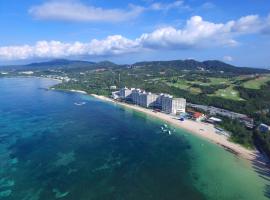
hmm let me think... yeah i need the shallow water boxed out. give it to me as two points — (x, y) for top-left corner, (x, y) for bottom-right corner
(0, 77), (269, 200)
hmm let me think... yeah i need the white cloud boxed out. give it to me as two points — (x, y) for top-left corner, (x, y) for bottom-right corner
(149, 0), (190, 11)
(261, 14), (270, 34)
(0, 36), (140, 60)
(229, 15), (262, 33)
(1, 14), (270, 61)
(223, 56), (233, 62)
(138, 16), (238, 48)
(29, 1), (144, 22)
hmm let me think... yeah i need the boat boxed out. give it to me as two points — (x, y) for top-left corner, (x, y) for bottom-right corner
(74, 102), (86, 106)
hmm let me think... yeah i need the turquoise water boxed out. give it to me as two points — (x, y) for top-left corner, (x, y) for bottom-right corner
(0, 77), (269, 200)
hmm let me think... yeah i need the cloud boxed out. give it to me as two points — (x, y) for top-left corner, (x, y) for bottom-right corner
(29, 1), (144, 22)
(0, 36), (140, 60)
(261, 14), (270, 34)
(138, 16), (238, 49)
(223, 56), (233, 62)
(149, 0), (190, 11)
(1, 14), (270, 61)
(229, 15), (262, 33)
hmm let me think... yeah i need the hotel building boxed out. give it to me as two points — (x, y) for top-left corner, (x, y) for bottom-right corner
(161, 95), (186, 114)
(116, 87), (186, 115)
(119, 87), (132, 100)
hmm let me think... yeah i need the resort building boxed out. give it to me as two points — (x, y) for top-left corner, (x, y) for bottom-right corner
(161, 95), (186, 114)
(161, 94), (174, 114)
(111, 91), (120, 100)
(172, 98), (186, 114)
(119, 87), (132, 100)
(115, 87), (186, 115)
(131, 88), (141, 105)
(131, 89), (159, 108)
(140, 92), (159, 108)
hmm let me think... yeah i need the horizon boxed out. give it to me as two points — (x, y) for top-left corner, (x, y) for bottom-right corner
(0, 0), (270, 67)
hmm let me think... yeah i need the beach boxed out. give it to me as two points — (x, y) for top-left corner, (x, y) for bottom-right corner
(69, 89), (87, 94)
(91, 94), (258, 161)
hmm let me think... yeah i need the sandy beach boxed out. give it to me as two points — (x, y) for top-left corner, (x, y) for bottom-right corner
(69, 89), (87, 94)
(91, 94), (258, 161)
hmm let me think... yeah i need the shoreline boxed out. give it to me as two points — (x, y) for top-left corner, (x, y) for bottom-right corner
(0, 76), (63, 84)
(90, 94), (258, 161)
(69, 89), (87, 94)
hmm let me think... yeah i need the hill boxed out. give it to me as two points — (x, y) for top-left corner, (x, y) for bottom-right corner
(0, 59), (118, 71)
(132, 59), (269, 75)
(0, 59), (269, 75)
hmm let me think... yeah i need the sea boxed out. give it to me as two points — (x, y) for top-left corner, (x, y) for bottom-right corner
(0, 77), (269, 200)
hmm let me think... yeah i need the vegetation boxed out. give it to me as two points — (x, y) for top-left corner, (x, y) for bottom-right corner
(254, 130), (270, 156)
(242, 75), (270, 89)
(218, 117), (254, 149)
(210, 86), (244, 101)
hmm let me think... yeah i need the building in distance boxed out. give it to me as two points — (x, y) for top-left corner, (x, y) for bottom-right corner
(115, 87), (186, 115)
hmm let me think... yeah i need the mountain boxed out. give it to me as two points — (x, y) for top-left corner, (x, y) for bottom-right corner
(132, 59), (269, 74)
(0, 59), (118, 71)
(0, 59), (269, 75)
(26, 59), (96, 68)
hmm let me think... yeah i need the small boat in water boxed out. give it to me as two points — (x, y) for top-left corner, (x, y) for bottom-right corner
(74, 102), (86, 106)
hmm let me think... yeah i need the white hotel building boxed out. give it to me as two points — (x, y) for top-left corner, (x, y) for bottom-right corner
(117, 87), (186, 115)
(161, 95), (186, 114)
(119, 87), (132, 100)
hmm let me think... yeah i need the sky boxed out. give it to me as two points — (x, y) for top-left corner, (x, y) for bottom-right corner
(0, 0), (270, 67)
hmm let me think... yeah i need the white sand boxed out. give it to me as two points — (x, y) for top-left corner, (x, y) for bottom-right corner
(91, 94), (258, 161)
(69, 90), (87, 94)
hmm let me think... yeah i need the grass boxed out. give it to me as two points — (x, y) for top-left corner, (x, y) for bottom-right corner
(210, 86), (244, 101)
(242, 75), (270, 89)
(166, 79), (202, 94)
(165, 77), (234, 95)
(167, 79), (190, 90)
(186, 77), (231, 86)
(209, 78), (231, 85)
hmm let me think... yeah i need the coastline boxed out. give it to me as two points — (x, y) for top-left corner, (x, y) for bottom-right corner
(69, 89), (87, 94)
(90, 94), (258, 161)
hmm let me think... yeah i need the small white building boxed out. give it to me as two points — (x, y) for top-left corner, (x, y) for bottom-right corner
(110, 85), (117, 90)
(19, 71), (34, 75)
(208, 117), (222, 123)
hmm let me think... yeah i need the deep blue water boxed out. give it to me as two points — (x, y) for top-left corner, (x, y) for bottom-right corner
(0, 78), (268, 200)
